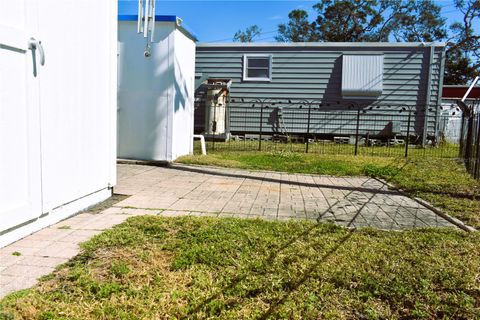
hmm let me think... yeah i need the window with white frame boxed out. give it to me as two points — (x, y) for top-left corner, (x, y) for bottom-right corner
(243, 54), (272, 81)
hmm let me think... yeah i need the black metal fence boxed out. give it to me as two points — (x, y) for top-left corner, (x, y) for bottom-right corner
(195, 97), (461, 159)
(459, 100), (480, 180)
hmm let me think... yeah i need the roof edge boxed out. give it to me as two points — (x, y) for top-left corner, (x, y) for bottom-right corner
(118, 15), (197, 42)
(197, 42), (446, 48)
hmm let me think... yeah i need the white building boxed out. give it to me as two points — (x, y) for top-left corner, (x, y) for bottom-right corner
(117, 13), (196, 162)
(0, 0), (117, 247)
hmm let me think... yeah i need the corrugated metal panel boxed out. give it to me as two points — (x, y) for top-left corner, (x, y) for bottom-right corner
(342, 54), (383, 97)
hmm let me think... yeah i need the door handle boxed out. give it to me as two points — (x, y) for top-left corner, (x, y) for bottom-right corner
(28, 38), (45, 66)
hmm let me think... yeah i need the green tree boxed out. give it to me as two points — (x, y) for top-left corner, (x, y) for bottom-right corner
(276, 0), (446, 43)
(233, 25), (262, 42)
(388, 0), (447, 42)
(444, 0), (480, 84)
(312, 0), (387, 41)
(275, 10), (318, 42)
(444, 47), (477, 84)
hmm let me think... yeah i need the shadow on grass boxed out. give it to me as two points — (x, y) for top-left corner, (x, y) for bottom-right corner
(257, 231), (354, 320)
(181, 179), (389, 318)
(181, 221), (354, 319)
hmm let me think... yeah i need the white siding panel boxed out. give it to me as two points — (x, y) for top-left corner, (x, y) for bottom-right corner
(172, 29), (195, 160)
(341, 54), (383, 98)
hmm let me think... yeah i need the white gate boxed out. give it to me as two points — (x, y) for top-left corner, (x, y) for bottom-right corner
(0, 0), (43, 231)
(0, 0), (117, 246)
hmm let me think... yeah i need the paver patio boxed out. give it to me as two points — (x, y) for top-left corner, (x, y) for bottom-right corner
(0, 163), (463, 298)
(115, 164), (458, 229)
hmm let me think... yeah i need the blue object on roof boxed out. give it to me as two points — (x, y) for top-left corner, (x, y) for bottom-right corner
(118, 0), (197, 41)
(118, 14), (177, 22)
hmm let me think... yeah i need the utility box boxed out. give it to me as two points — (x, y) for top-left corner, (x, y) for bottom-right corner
(117, 13), (196, 161)
(203, 78), (232, 140)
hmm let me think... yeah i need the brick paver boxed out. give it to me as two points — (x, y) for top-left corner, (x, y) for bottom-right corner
(0, 163), (465, 298)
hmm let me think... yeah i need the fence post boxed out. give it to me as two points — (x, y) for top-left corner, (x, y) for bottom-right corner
(474, 112), (480, 179)
(422, 105), (428, 147)
(405, 109), (411, 158)
(459, 114), (466, 158)
(465, 115), (474, 172)
(258, 100), (264, 151)
(306, 101), (311, 153)
(212, 98), (217, 152)
(354, 104), (360, 156)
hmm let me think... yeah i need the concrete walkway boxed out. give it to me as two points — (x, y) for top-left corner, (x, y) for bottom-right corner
(0, 163), (461, 298)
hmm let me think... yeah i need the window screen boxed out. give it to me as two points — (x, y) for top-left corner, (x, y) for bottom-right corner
(342, 54), (383, 98)
(243, 55), (272, 81)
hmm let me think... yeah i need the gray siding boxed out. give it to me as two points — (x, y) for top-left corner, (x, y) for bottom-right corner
(195, 44), (445, 138)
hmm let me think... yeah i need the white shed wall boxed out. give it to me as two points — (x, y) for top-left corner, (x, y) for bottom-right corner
(118, 21), (175, 161)
(0, 0), (117, 247)
(117, 20), (195, 162)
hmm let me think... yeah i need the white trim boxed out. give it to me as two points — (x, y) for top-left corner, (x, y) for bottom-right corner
(108, 0), (118, 188)
(198, 42), (446, 48)
(242, 54), (272, 82)
(0, 188), (112, 248)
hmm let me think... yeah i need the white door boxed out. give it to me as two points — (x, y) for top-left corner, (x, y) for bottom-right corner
(0, 0), (43, 231)
(38, 0), (116, 212)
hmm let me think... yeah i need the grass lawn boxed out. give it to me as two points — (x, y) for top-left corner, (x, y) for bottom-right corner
(177, 152), (480, 229)
(1, 216), (479, 319)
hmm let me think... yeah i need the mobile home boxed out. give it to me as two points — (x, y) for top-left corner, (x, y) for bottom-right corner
(195, 42), (446, 143)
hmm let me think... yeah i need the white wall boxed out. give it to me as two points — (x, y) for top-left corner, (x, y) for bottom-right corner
(172, 29), (195, 159)
(118, 21), (175, 161)
(117, 20), (195, 162)
(0, 0), (117, 247)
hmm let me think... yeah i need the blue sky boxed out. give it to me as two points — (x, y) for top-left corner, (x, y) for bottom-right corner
(119, 0), (474, 43)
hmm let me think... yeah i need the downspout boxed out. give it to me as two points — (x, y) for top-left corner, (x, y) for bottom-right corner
(434, 45), (446, 140)
(422, 43), (435, 146)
